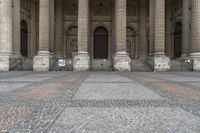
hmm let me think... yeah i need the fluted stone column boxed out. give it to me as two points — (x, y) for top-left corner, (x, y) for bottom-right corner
(165, 1), (172, 57)
(190, 0), (200, 71)
(12, 0), (21, 57)
(30, 1), (37, 57)
(73, 0), (90, 71)
(55, 0), (64, 57)
(113, 0), (131, 72)
(0, 0), (13, 71)
(49, 0), (55, 54)
(149, 0), (155, 57)
(154, 0), (170, 71)
(182, 0), (190, 57)
(33, 0), (54, 71)
(139, 0), (148, 58)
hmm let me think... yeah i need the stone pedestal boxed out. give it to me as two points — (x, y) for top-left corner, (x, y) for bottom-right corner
(0, 0), (13, 71)
(190, 53), (200, 71)
(113, 52), (131, 72)
(33, 51), (53, 71)
(73, 51), (90, 71)
(0, 55), (10, 71)
(154, 54), (170, 72)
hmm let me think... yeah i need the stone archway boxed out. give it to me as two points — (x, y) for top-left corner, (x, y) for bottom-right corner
(20, 20), (28, 57)
(93, 26), (109, 59)
(174, 22), (182, 59)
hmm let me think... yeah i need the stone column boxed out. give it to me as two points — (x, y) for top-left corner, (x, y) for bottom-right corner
(33, 0), (54, 71)
(30, 1), (37, 57)
(55, 0), (64, 57)
(154, 0), (170, 71)
(113, 0), (131, 72)
(0, 0), (13, 71)
(12, 0), (21, 57)
(139, 0), (148, 58)
(165, 1), (172, 57)
(190, 0), (200, 71)
(73, 0), (90, 71)
(149, 0), (155, 57)
(49, 0), (55, 54)
(182, 0), (190, 57)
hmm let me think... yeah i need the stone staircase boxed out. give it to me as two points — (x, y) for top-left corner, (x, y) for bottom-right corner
(10, 57), (33, 71)
(91, 59), (113, 71)
(131, 59), (153, 72)
(171, 59), (193, 71)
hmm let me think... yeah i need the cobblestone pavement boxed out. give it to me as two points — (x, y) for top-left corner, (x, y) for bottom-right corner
(0, 71), (200, 133)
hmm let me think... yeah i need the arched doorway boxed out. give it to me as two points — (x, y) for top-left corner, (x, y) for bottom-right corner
(174, 22), (182, 59)
(93, 27), (108, 59)
(127, 27), (136, 59)
(20, 20), (28, 57)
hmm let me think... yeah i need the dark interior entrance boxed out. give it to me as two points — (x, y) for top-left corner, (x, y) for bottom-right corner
(94, 27), (108, 59)
(174, 22), (182, 59)
(20, 20), (28, 57)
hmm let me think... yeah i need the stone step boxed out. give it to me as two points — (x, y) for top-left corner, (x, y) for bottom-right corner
(91, 59), (113, 71)
(131, 59), (153, 72)
(171, 59), (193, 71)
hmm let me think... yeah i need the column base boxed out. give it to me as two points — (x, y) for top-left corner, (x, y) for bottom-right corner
(154, 54), (171, 72)
(0, 55), (11, 71)
(33, 51), (53, 72)
(113, 52), (131, 72)
(73, 51), (90, 71)
(190, 53), (200, 71)
(10, 55), (22, 70)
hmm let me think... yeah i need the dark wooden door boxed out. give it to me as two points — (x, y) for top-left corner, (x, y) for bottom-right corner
(174, 22), (182, 59)
(94, 27), (108, 59)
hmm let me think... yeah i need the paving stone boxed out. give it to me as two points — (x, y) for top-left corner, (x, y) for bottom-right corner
(0, 83), (30, 92)
(74, 83), (162, 100)
(0, 71), (199, 132)
(50, 107), (200, 133)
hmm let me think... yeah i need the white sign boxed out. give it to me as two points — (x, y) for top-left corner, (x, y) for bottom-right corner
(58, 59), (66, 67)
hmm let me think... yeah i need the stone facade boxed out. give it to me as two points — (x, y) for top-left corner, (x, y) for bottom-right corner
(0, 0), (198, 72)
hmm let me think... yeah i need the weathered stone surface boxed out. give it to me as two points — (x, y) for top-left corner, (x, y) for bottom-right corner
(33, 52), (53, 72)
(0, 56), (10, 71)
(113, 52), (131, 72)
(154, 55), (171, 72)
(91, 59), (113, 71)
(0, 72), (200, 132)
(193, 57), (200, 71)
(73, 51), (90, 71)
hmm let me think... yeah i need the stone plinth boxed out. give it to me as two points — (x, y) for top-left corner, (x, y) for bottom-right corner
(0, 55), (10, 71)
(190, 53), (200, 71)
(113, 52), (131, 72)
(154, 54), (170, 72)
(33, 51), (52, 71)
(73, 51), (90, 71)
